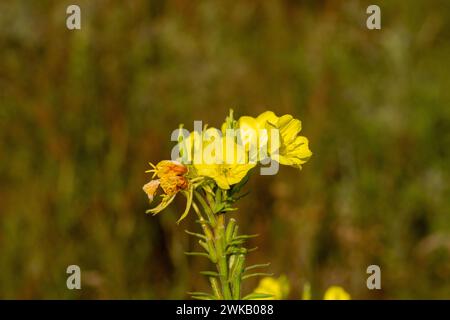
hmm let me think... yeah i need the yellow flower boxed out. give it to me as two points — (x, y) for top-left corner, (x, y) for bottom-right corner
(238, 111), (312, 169)
(194, 162), (254, 190)
(260, 111), (312, 169)
(191, 128), (255, 190)
(253, 276), (290, 300)
(323, 286), (351, 300)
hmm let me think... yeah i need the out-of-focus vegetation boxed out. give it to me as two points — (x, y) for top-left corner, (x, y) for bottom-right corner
(0, 0), (449, 299)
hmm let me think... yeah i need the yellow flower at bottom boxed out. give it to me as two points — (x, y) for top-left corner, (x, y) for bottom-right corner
(253, 276), (290, 300)
(323, 286), (351, 300)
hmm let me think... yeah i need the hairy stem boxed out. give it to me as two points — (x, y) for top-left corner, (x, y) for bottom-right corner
(193, 189), (249, 300)
(215, 214), (233, 299)
(196, 191), (231, 299)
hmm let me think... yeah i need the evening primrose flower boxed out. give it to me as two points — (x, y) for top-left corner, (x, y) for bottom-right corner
(143, 109), (314, 300)
(323, 286), (351, 300)
(253, 275), (290, 300)
(259, 111), (312, 169)
(196, 161), (254, 190)
(238, 111), (312, 169)
(193, 129), (255, 189)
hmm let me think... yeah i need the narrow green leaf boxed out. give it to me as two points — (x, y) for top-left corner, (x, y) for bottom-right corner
(210, 277), (223, 300)
(187, 291), (212, 296)
(226, 246), (257, 255)
(230, 254), (245, 299)
(234, 234), (259, 240)
(206, 240), (217, 263)
(215, 187), (222, 205)
(184, 252), (210, 259)
(198, 240), (209, 253)
(231, 254), (245, 280)
(177, 184), (194, 224)
(184, 230), (207, 240)
(225, 218), (236, 243)
(233, 191), (250, 201)
(228, 239), (246, 247)
(232, 225), (239, 239)
(242, 272), (274, 280)
(200, 271), (221, 277)
(226, 248), (245, 255)
(244, 263), (271, 272)
(194, 191), (216, 226)
(213, 203), (225, 214)
(191, 295), (215, 300)
(243, 293), (274, 300)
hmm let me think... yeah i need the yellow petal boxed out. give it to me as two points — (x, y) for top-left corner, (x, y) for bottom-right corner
(214, 174), (231, 190)
(237, 116), (259, 150)
(143, 180), (160, 203)
(226, 163), (255, 185)
(256, 111), (278, 129)
(280, 118), (302, 143)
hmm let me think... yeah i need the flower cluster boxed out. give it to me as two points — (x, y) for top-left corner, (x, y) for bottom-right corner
(143, 109), (312, 300)
(143, 109), (312, 223)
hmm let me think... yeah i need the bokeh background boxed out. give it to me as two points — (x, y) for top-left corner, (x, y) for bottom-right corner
(1, 0), (449, 299)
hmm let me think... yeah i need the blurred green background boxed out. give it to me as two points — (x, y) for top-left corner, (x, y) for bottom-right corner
(1, 0), (449, 299)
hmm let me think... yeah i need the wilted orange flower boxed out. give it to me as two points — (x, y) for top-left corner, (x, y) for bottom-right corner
(143, 160), (189, 202)
(160, 174), (189, 196)
(153, 160), (188, 178)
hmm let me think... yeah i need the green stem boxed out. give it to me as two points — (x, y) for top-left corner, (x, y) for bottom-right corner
(215, 214), (232, 299)
(195, 191), (233, 299)
(231, 254), (245, 299)
(193, 189), (247, 300)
